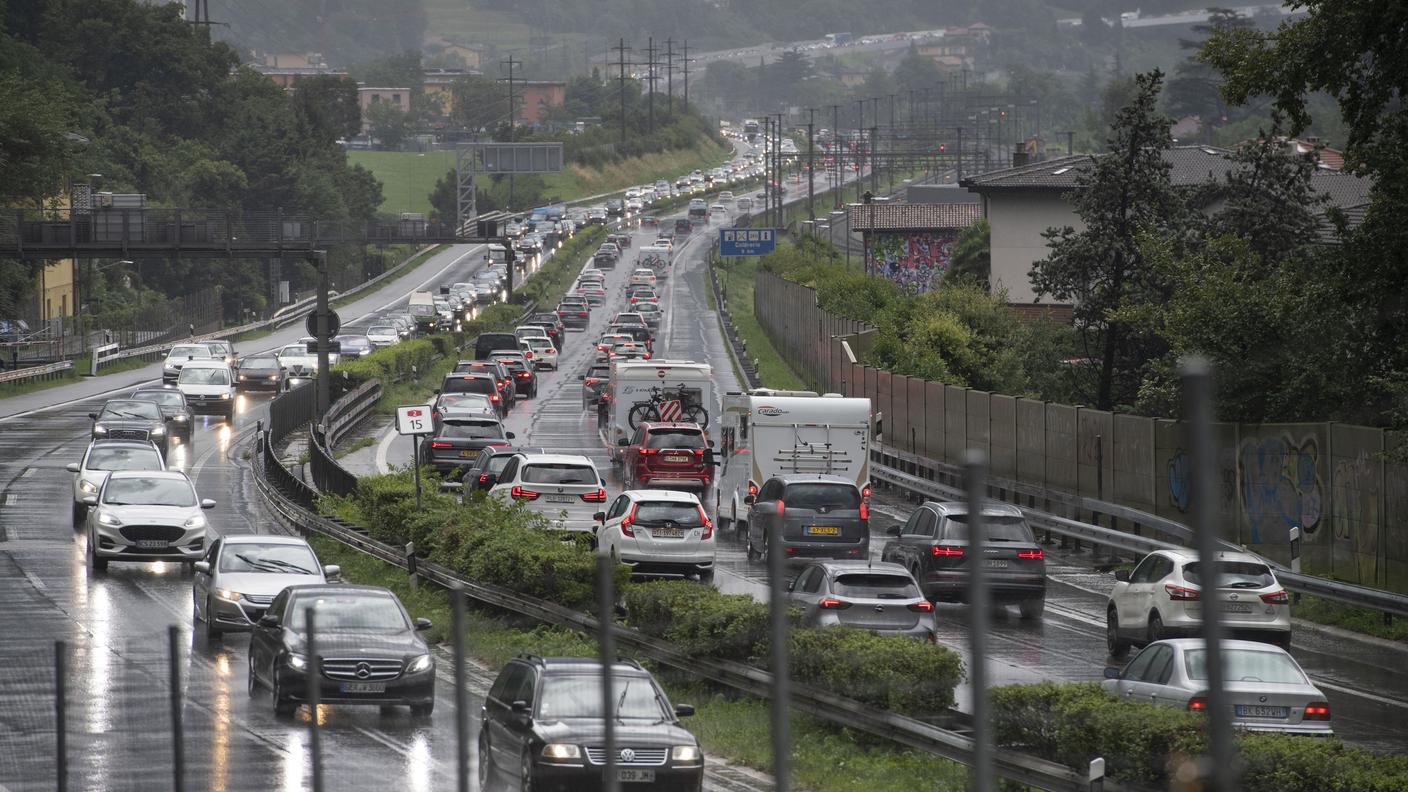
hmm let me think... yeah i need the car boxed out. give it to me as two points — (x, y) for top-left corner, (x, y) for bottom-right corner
(421, 417), (516, 477)
(479, 656), (703, 792)
(192, 534), (337, 639)
(460, 446), (538, 494)
(627, 286), (659, 305)
(488, 453), (607, 533)
(880, 500), (1046, 617)
(431, 391), (499, 427)
(576, 287), (606, 307)
(365, 325), (401, 348)
(474, 331), (523, 360)
(607, 324), (654, 351)
(176, 359), (237, 419)
(524, 337), (559, 371)
(608, 232), (632, 250)
(556, 301), (590, 331)
(515, 324), (551, 343)
(605, 198), (625, 217)
(130, 387), (195, 442)
(1105, 548), (1291, 656)
(490, 352), (539, 398)
(452, 360), (516, 408)
(635, 301), (664, 328)
(608, 340), (651, 362)
(579, 364), (611, 407)
(524, 317), (566, 350)
(745, 474), (868, 564)
(202, 340), (238, 366)
(611, 311), (648, 327)
(67, 439), (167, 526)
(594, 489), (715, 581)
(234, 353), (288, 392)
(628, 269), (658, 289)
(83, 470), (215, 572)
(89, 399), (170, 455)
(1102, 639), (1331, 735)
(674, 218), (693, 235)
(786, 561), (936, 640)
(247, 584), (435, 717)
(718, 191), (734, 203)
(592, 251), (618, 270)
(709, 204), (727, 220)
(275, 342), (326, 380)
(440, 372), (509, 416)
(162, 343), (216, 384)
(618, 422), (715, 491)
(586, 207), (607, 224)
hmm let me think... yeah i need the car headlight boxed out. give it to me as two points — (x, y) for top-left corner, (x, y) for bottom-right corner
(184, 514), (207, 529)
(93, 425), (108, 435)
(78, 479), (98, 494)
(269, 375), (279, 380)
(671, 745), (702, 764)
(97, 510), (122, 527)
(238, 374), (247, 381)
(152, 426), (166, 435)
(215, 588), (243, 602)
(285, 654), (307, 670)
(541, 744), (580, 760)
(174, 414), (189, 422)
(219, 392), (230, 399)
(406, 654), (434, 673)
(164, 363), (175, 370)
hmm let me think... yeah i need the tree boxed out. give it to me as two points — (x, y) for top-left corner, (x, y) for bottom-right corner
(947, 219), (990, 285)
(1164, 8), (1251, 134)
(450, 75), (510, 132)
(1030, 70), (1185, 411)
(291, 75), (363, 142)
(366, 101), (410, 149)
(893, 45), (944, 96)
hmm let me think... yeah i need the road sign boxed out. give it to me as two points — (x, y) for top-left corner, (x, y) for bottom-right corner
(304, 341), (342, 355)
(395, 405), (431, 436)
(306, 309), (341, 338)
(719, 228), (776, 257)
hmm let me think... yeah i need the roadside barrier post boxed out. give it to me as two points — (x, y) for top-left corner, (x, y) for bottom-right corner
(1088, 757), (1105, 792)
(55, 640), (67, 791)
(406, 542), (419, 589)
(965, 450), (993, 792)
(306, 608), (325, 792)
(1289, 525), (1302, 606)
(167, 625), (185, 792)
(596, 551), (620, 792)
(452, 585), (470, 792)
(768, 508), (792, 792)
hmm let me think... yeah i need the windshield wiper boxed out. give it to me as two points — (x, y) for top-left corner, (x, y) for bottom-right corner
(615, 680), (631, 724)
(244, 555), (315, 574)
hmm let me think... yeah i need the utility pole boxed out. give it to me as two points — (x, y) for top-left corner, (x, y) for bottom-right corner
(665, 38), (675, 116)
(501, 55), (521, 204)
(646, 38), (657, 135)
(775, 114), (784, 226)
(681, 40), (692, 111)
(313, 251), (331, 418)
(613, 38), (630, 148)
(831, 104), (841, 208)
(887, 94), (896, 189)
(855, 99), (864, 204)
(806, 108), (816, 222)
(956, 126), (964, 182)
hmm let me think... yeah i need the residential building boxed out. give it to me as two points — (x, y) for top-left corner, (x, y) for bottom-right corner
(358, 87), (412, 131)
(251, 64), (349, 90)
(847, 202), (984, 294)
(516, 81), (566, 125)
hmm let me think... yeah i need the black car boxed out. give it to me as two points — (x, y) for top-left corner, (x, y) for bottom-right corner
(605, 198), (625, 217)
(90, 399), (170, 456)
(420, 417), (515, 477)
(489, 353), (538, 398)
(674, 218), (692, 236)
(247, 584), (435, 718)
(556, 300), (591, 331)
(525, 318), (566, 350)
(332, 334), (375, 359)
(450, 360), (516, 410)
(592, 252), (618, 270)
(473, 332), (522, 361)
(579, 364), (610, 407)
(130, 388), (194, 443)
(461, 446), (533, 494)
(745, 474), (868, 564)
(608, 323), (655, 351)
(479, 656), (703, 792)
(234, 353), (288, 391)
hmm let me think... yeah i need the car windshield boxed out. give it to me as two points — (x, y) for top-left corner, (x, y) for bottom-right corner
(1185, 648), (1307, 685)
(536, 675), (668, 721)
(87, 446), (163, 471)
(169, 346), (210, 360)
(522, 463), (599, 485)
(240, 356), (279, 369)
(100, 401), (162, 421)
(278, 345), (306, 357)
(369, 326), (396, 335)
(780, 483), (861, 510)
(103, 477), (195, 506)
(178, 367), (230, 385)
(943, 514), (1036, 542)
(443, 377), (496, 396)
(633, 501), (703, 525)
(645, 429), (705, 449)
(440, 394), (493, 409)
(1183, 561), (1275, 589)
(220, 543), (320, 575)
(527, 339), (553, 350)
(832, 573), (920, 600)
(131, 391), (183, 407)
(287, 594), (409, 632)
(441, 421), (504, 439)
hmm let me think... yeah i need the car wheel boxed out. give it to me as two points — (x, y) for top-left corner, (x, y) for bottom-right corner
(1146, 612), (1164, 645)
(1019, 595), (1045, 620)
(698, 568), (715, 585)
(410, 701), (434, 718)
(273, 674), (296, 716)
(478, 734), (494, 789)
(520, 750), (535, 792)
(88, 541), (108, 573)
(247, 655), (261, 696)
(1107, 610), (1131, 659)
(204, 597), (222, 640)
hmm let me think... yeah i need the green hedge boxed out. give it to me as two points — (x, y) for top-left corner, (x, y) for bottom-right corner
(512, 225), (606, 308)
(624, 580), (772, 661)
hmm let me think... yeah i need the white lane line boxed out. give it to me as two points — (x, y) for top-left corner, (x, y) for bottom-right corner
(20, 467), (35, 478)
(374, 423), (400, 475)
(21, 568), (45, 590)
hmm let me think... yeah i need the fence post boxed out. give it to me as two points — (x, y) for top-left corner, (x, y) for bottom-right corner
(55, 640), (67, 792)
(168, 625), (185, 792)
(406, 541), (418, 588)
(306, 608), (324, 792)
(1289, 525), (1302, 606)
(768, 498), (792, 792)
(452, 585), (470, 792)
(965, 450), (993, 792)
(1088, 757), (1105, 792)
(596, 550), (620, 792)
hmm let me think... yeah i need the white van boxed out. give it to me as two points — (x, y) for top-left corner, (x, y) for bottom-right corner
(602, 360), (715, 456)
(408, 291), (437, 331)
(713, 390), (872, 531)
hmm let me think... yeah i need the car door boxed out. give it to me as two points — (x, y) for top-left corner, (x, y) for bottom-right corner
(1118, 554), (1163, 632)
(1111, 644), (1161, 701)
(750, 479), (783, 546)
(787, 565), (824, 623)
(503, 665), (538, 772)
(193, 538), (222, 618)
(1138, 644), (1181, 707)
(601, 494), (632, 554)
(901, 509), (938, 575)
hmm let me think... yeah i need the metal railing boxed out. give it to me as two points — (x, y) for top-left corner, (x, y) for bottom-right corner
(0, 360), (73, 387)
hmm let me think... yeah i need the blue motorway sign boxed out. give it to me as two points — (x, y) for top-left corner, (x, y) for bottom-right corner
(719, 227), (777, 257)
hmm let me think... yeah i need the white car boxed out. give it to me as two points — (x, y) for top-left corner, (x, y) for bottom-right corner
(176, 359), (236, 419)
(67, 439), (167, 526)
(365, 325), (401, 348)
(488, 453), (607, 533)
(162, 343), (216, 384)
(515, 325), (551, 343)
(276, 342), (337, 380)
(524, 337), (559, 371)
(628, 269), (658, 288)
(1106, 548), (1292, 657)
(83, 470), (215, 572)
(594, 490), (715, 583)
(193, 534), (337, 639)
(1102, 639), (1332, 735)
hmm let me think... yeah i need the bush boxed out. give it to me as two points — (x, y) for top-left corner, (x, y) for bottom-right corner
(1238, 733), (1408, 792)
(624, 580), (772, 662)
(788, 627), (963, 715)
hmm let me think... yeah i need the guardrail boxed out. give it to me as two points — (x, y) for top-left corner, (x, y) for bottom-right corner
(0, 360), (74, 387)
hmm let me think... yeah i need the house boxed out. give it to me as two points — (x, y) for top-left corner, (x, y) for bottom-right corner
(358, 87), (412, 131)
(838, 71), (869, 88)
(961, 145), (1372, 307)
(516, 81), (566, 125)
(426, 38), (485, 71)
(421, 69), (477, 116)
(251, 64), (348, 90)
(846, 202), (984, 294)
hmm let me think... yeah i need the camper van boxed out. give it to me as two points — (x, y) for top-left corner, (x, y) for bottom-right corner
(714, 390), (872, 531)
(408, 291), (438, 332)
(601, 360), (715, 456)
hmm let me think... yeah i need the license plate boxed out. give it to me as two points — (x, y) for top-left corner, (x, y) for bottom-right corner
(340, 682), (386, 694)
(1235, 705), (1288, 719)
(806, 525), (839, 536)
(459, 450), (479, 458)
(652, 527), (684, 538)
(546, 495), (575, 504)
(985, 559), (1009, 568)
(619, 769), (655, 783)
(1222, 602), (1254, 613)
(664, 455), (690, 463)
(136, 540), (169, 549)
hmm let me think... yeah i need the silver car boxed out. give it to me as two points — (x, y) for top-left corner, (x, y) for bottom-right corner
(67, 440), (166, 526)
(84, 470), (215, 572)
(1102, 638), (1332, 736)
(786, 561), (936, 641)
(162, 343), (216, 384)
(488, 453), (607, 533)
(192, 534), (338, 639)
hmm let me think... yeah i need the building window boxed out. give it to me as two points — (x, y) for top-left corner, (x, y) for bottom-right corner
(61, 294), (67, 316)
(46, 299), (52, 320)
(392, 94), (402, 104)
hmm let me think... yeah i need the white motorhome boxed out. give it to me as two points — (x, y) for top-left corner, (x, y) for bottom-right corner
(602, 359), (715, 456)
(713, 390), (872, 530)
(408, 290), (437, 331)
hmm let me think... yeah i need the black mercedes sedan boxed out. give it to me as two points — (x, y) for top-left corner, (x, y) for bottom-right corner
(247, 584), (436, 718)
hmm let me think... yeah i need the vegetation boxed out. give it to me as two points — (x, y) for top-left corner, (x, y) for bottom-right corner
(711, 253), (809, 391)
(1290, 596), (1408, 644)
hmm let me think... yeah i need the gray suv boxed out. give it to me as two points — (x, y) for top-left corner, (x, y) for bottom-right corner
(745, 474), (868, 564)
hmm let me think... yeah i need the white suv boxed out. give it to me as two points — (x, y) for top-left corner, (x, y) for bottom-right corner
(488, 454), (607, 533)
(594, 490), (715, 583)
(176, 359), (237, 419)
(1106, 548), (1291, 657)
(84, 470), (215, 572)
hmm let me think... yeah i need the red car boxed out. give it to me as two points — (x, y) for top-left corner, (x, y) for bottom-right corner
(618, 421), (715, 491)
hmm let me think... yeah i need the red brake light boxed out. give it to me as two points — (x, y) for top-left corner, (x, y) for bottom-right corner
(776, 499), (784, 517)
(524, 351), (533, 358)
(1303, 702), (1331, 721)
(517, 372), (532, 378)
(861, 484), (872, 499)
(819, 598), (851, 610)
(1260, 589), (1290, 605)
(430, 441), (452, 449)
(510, 486), (539, 500)
(580, 488), (607, 503)
(699, 507), (714, 540)
(747, 481), (759, 497)
(620, 504), (637, 537)
(907, 600), (934, 612)
(1187, 697), (1208, 712)
(478, 474), (489, 483)
(1017, 548), (1044, 560)
(932, 546), (965, 557)
(1165, 584), (1201, 601)
(859, 502), (869, 521)
(490, 395), (501, 402)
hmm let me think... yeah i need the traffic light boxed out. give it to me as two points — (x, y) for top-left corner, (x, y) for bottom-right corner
(939, 143), (946, 153)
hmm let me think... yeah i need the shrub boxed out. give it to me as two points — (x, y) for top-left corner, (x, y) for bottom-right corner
(623, 580), (772, 662)
(1238, 733), (1408, 792)
(787, 627), (963, 715)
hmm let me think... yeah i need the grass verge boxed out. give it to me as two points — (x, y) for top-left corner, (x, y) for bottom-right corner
(712, 254), (809, 391)
(331, 244), (445, 312)
(1293, 594), (1408, 643)
(306, 534), (970, 792)
(334, 436), (378, 460)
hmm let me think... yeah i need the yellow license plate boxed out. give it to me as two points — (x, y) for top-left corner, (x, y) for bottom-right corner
(459, 450), (479, 458)
(807, 526), (839, 536)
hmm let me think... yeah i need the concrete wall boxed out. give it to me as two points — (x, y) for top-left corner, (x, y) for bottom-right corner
(982, 189), (1083, 303)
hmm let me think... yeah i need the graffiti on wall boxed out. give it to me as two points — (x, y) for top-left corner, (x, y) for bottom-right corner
(1331, 451), (1382, 581)
(865, 231), (957, 295)
(1168, 449), (1191, 511)
(1239, 435), (1323, 545)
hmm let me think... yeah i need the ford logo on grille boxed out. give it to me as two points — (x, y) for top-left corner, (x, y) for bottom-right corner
(619, 748), (635, 763)
(355, 662), (373, 679)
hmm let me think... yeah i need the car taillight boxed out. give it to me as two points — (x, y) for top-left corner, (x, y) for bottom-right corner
(490, 394), (501, 402)
(1187, 697), (1208, 712)
(698, 507), (714, 540)
(1303, 702), (1331, 721)
(578, 312), (587, 317)
(1260, 590), (1290, 605)
(747, 481), (759, 497)
(620, 504), (637, 537)
(430, 441), (453, 449)
(478, 474), (489, 483)
(1165, 584), (1201, 601)
(489, 443), (511, 448)
(1017, 548), (1044, 560)
(581, 488), (607, 503)
(907, 601), (934, 612)
(643, 353), (651, 359)
(861, 484), (871, 499)
(859, 502), (869, 520)
(776, 500), (784, 517)
(524, 351), (533, 359)
(932, 546), (964, 557)
(517, 372), (532, 378)
(510, 486), (539, 500)
(819, 598), (851, 610)
(640, 448), (658, 455)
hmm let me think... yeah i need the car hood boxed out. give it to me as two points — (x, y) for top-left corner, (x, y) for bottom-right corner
(287, 629), (426, 658)
(214, 571), (324, 597)
(239, 366), (280, 376)
(95, 418), (162, 431)
(179, 383), (232, 395)
(102, 503), (199, 524)
(533, 717), (696, 746)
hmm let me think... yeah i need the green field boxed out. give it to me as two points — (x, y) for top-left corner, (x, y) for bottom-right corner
(348, 150), (457, 215)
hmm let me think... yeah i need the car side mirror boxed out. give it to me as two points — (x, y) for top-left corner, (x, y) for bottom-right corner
(433, 389), (441, 396)
(82, 495), (98, 506)
(323, 564), (341, 581)
(886, 525), (901, 537)
(1114, 569), (1131, 582)
(674, 704), (695, 718)
(66, 462), (80, 473)
(743, 495), (755, 506)
(414, 617), (433, 631)
(510, 700), (532, 726)
(1103, 666), (1122, 680)
(506, 432), (516, 439)
(193, 561), (210, 574)
(200, 499), (216, 510)
(88, 412), (98, 421)
(257, 614), (279, 628)
(617, 438), (629, 447)
(594, 511), (607, 523)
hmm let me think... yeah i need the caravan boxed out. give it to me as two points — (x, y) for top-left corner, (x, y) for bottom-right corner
(601, 360), (715, 456)
(714, 390), (872, 531)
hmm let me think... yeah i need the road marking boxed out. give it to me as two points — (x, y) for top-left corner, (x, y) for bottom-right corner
(20, 467), (35, 478)
(21, 567), (45, 590)
(375, 422), (401, 475)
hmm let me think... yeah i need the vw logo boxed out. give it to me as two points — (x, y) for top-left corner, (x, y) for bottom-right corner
(355, 662), (373, 679)
(1229, 594), (1240, 600)
(619, 748), (635, 763)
